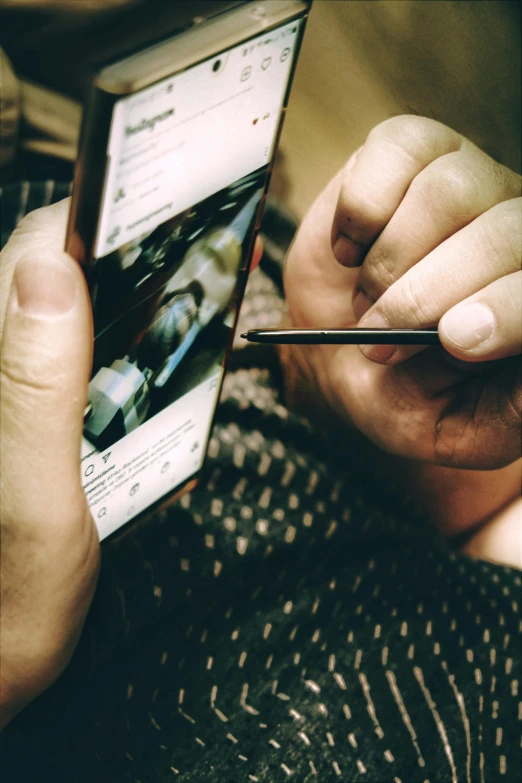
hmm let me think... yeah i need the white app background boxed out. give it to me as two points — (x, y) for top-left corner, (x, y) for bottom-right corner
(81, 372), (222, 541)
(83, 20), (301, 540)
(95, 21), (300, 258)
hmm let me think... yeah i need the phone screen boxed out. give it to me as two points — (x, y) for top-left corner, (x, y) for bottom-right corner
(80, 17), (303, 541)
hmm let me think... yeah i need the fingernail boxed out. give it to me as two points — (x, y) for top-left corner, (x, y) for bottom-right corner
(14, 256), (77, 316)
(333, 233), (365, 267)
(358, 311), (396, 362)
(442, 303), (495, 350)
(353, 289), (373, 321)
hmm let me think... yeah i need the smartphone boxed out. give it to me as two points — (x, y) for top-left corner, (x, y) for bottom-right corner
(66, 0), (309, 542)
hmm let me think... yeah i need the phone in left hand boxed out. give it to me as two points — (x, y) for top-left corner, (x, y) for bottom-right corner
(65, 0), (310, 543)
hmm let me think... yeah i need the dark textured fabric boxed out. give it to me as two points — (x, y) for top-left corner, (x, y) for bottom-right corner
(0, 183), (520, 783)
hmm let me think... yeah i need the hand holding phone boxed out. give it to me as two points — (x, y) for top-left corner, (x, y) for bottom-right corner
(0, 198), (100, 729)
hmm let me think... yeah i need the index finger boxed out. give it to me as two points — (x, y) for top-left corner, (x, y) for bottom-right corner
(331, 116), (472, 267)
(357, 198), (522, 363)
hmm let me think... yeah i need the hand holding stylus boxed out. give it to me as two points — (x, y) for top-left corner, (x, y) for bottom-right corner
(283, 115), (521, 477)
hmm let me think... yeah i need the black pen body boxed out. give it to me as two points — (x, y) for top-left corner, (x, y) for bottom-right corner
(242, 328), (441, 345)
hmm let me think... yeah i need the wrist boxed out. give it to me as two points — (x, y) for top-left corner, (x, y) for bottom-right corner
(406, 458), (522, 539)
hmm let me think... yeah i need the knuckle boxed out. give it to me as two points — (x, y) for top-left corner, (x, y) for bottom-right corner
(412, 154), (481, 216)
(434, 366), (521, 469)
(0, 350), (62, 402)
(432, 408), (494, 468)
(336, 187), (382, 245)
(369, 114), (433, 147)
(479, 199), (522, 271)
(397, 272), (437, 327)
(360, 247), (398, 298)
(433, 415), (474, 466)
(472, 152), (521, 196)
(369, 115), (453, 164)
(434, 413), (520, 470)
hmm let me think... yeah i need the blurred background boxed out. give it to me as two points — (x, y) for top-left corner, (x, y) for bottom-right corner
(280, 0), (521, 217)
(1, 0), (520, 218)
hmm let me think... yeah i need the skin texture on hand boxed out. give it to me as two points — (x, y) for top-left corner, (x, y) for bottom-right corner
(283, 116), (521, 564)
(0, 200), (100, 729)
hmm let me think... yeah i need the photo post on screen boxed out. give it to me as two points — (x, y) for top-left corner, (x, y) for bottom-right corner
(77, 17), (303, 539)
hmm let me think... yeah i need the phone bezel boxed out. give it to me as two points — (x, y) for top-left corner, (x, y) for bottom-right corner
(66, 0), (309, 547)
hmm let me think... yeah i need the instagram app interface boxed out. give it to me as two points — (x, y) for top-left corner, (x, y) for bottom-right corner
(80, 19), (302, 540)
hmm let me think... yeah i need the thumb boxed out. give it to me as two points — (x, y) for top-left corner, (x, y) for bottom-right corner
(0, 251), (93, 535)
(0, 227), (99, 727)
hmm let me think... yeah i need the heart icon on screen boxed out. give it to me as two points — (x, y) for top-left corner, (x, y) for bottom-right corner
(252, 118), (259, 125)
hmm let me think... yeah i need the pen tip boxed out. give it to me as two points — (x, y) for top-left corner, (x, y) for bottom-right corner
(240, 332), (248, 339)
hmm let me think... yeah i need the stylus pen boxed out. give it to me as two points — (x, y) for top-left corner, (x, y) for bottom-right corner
(241, 328), (440, 345)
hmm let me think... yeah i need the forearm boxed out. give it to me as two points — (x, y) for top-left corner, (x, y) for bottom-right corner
(405, 459), (520, 535)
